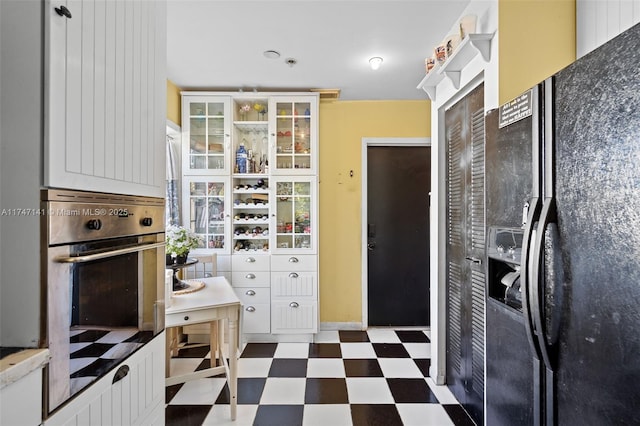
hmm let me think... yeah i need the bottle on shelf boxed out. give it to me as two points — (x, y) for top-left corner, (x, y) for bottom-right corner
(236, 143), (247, 173)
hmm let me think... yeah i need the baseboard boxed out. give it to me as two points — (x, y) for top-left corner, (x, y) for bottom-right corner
(430, 366), (446, 384)
(319, 322), (364, 331)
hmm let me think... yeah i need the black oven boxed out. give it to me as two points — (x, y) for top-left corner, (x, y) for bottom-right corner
(41, 189), (165, 415)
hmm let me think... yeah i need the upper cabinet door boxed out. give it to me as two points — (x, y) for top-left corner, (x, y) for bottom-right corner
(269, 96), (318, 175)
(182, 95), (232, 175)
(44, 0), (167, 198)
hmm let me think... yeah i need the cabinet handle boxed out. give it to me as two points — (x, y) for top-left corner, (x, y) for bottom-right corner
(183, 315), (189, 321)
(246, 257), (256, 263)
(288, 257), (299, 263)
(54, 5), (72, 18)
(246, 306), (256, 312)
(112, 365), (129, 384)
(245, 290), (256, 296)
(289, 272), (299, 278)
(246, 273), (256, 279)
(465, 256), (483, 265)
(289, 302), (299, 308)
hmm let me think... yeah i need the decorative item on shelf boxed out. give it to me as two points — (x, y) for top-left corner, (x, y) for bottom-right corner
(425, 56), (436, 74)
(445, 34), (462, 58)
(253, 103), (267, 121)
(435, 43), (447, 63)
(166, 225), (201, 262)
(236, 142), (248, 173)
(239, 104), (251, 121)
(459, 14), (477, 39)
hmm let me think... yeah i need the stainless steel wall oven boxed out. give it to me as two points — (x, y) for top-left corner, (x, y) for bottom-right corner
(41, 189), (165, 415)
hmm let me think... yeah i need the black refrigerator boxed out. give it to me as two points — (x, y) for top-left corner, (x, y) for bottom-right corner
(485, 23), (640, 426)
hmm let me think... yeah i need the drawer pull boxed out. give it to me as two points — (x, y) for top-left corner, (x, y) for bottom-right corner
(183, 316), (189, 321)
(245, 290), (256, 296)
(246, 257), (256, 263)
(246, 306), (256, 312)
(289, 302), (299, 308)
(288, 257), (299, 263)
(246, 273), (256, 279)
(55, 5), (72, 19)
(289, 272), (299, 278)
(112, 365), (129, 384)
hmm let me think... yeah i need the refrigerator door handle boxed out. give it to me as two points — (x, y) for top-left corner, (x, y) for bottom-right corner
(531, 197), (557, 371)
(521, 196), (543, 360)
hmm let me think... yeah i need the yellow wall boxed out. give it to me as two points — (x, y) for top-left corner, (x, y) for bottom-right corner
(167, 80), (181, 124)
(499, 0), (576, 103)
(318, 100), (430, 322)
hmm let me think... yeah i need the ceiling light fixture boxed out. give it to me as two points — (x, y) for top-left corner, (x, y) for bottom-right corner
(369, 57), (383, 70)
(263, 50), (281, 59)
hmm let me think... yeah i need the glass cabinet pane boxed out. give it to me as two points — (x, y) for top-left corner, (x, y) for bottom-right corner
(273, 99), (313, 173)
(184, 97), (229, 174)
(185, 178), (227, 250)
(275, 179), (313, 250)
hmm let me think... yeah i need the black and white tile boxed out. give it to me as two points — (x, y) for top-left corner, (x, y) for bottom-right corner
(165, 329), (476, 426)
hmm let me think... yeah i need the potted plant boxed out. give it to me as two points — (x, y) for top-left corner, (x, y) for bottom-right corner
(166, 225), (201, 264)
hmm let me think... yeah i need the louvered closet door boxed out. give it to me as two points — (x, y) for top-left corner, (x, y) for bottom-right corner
(444, 83), (485, 426)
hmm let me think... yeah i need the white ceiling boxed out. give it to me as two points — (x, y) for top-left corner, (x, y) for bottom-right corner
(166, 0), (472, 100)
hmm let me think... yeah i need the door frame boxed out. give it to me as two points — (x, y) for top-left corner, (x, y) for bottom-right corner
(361, 137), (431, 328)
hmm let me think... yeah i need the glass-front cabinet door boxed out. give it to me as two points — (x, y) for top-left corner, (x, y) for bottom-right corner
(269, 96), (317, 175)
(182, 176), (230, 253)
(182, 95), (231, 175)
(272, 176), (317, 254)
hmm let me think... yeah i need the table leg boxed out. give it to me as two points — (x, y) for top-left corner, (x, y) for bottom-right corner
(165, 329), (172, 377)
(228, 311), (238, 421)
(209, 321), (218, 367)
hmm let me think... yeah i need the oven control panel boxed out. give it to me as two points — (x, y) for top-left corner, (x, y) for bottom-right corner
(42, 189), (165, 245)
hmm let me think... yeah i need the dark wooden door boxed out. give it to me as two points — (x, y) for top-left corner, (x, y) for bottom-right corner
(367, 145), (431, 326)
(445, 83), (485, 425)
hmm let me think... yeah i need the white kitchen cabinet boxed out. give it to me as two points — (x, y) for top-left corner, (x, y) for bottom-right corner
(44, 0), (167, 198)
(0, 350), (49, 426)
(232, 176), (271, 253)
(182, 176), (230, 253)
(272, 176), (317, 255)
(270, 255), (318, 334)
(269, 96), (318, 175)
(180, 92), (319, 340)
(44, 332), (165, 426)
(181, 95), (232, 175)
(232, 255), (271, 335)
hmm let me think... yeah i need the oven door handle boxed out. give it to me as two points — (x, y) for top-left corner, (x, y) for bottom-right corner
(55, 241), (166, 263)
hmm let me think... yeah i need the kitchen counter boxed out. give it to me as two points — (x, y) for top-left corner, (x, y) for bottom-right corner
(0, 348), (50, 389)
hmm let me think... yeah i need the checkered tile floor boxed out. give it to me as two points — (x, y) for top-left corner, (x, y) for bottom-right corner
(165, 329), (476, 426)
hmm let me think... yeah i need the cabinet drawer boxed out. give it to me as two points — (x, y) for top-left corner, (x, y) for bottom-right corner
(232, 271), (270, 287)
(232, 254), (270, 271)
(235, 287), (271, 304)
(242, 303), (271, 334)
(271, 272), (317, 298)
(271, 301), (317, 334)
(166, 307), (231, 328)
(271, 255), (317, 271)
